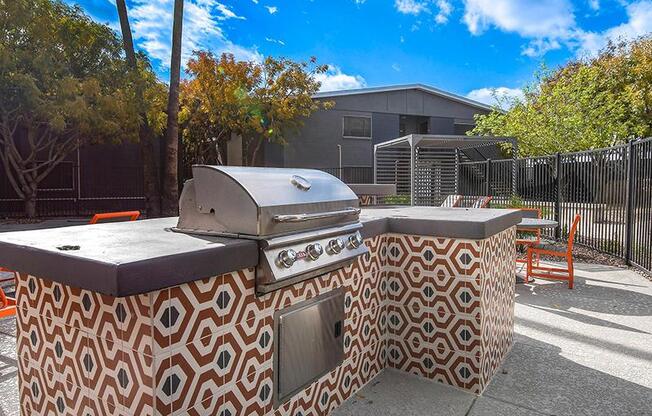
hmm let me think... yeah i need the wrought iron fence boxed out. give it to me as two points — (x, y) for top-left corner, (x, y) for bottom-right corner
(0, 147), (145, 217)
(456, 138), (652, 273)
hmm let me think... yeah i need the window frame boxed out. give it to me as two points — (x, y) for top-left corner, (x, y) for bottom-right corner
(342, 115), (372, 140)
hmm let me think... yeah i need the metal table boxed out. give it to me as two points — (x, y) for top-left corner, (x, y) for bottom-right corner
(517, 218), (558, 229)
(515, 218), (558, 283)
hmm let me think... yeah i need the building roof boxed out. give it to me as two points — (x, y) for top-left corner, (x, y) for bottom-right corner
(313, 83), (494, 112)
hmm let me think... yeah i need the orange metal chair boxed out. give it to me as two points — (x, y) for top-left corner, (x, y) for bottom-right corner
(516, 208), (542, 265)
(89, 210), (140, 224)
(0, 268), (16, 318)
(526, 214), (581, 289)
(471, 196), (493, 208)
(440, 195), (462, 207)
(0, 267), (15, 284)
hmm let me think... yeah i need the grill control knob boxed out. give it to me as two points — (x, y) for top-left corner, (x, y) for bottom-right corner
(348, 232), (364, 249)
(327, 238), (346, 254)
(306, 243), (324, 260)
(277, 249), (297, 268)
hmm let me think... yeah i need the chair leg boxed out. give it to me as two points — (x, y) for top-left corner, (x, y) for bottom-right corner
(568, 257), (574, 289)
(525, 249), (532, 284)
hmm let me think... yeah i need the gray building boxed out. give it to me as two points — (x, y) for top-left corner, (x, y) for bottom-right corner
(262, 84), (493, 169)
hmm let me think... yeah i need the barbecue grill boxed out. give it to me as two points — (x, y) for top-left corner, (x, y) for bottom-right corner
(175, 166), (369, 294)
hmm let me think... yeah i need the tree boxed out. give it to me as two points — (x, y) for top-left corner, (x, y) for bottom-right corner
(471, 36), (652, 157)
(116, 0), (163, 217)
(0, 0), (151, 217)
(161, 0), (184, 216)
(180, 52), (332, 167)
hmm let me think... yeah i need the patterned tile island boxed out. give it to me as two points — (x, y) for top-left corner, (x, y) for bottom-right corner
(0, 207), (520, 415)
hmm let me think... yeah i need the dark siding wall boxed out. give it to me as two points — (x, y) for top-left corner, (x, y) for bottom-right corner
(372, 113), (400, 146)
(270, 88), (491, 169)
(429, 117), (455, 135)
(282, 108), (373, 168)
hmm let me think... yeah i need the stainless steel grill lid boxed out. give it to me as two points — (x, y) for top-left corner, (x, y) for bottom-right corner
(176, 165), (361, 238)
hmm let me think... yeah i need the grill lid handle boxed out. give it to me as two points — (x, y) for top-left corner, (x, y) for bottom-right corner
(273, 207), (361, 223)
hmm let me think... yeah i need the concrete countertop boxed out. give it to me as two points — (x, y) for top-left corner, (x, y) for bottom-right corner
(0, 217), (258, 297)
(0, 207), (520, 297)
(359, 206), (522, 240)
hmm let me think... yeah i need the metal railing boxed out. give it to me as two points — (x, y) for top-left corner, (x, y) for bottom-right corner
(456, 138), (652, 273)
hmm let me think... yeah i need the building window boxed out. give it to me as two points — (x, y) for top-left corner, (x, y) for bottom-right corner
(343, 116), (371, 139)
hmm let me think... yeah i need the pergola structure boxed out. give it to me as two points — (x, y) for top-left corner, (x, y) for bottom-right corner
(374, 134), (517, 206)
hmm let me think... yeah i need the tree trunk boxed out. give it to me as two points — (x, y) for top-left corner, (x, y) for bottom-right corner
(116, 0), (161, 217)
(116, 0), (137, 67)
(24, 193), (36, 218)
(141, 125), (161, 216)
(161, 0), (184, 216)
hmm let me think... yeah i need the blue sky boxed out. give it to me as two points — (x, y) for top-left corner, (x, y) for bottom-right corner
(69, 0), (652, 106)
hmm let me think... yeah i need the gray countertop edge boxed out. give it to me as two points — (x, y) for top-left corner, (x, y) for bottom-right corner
(359, 210), (521, 240)
(0, 210), (520, 297)
(0, 239), (259, 297)
(389, 211), (521, 240)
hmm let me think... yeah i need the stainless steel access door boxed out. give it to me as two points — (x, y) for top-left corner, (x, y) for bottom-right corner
(274, 287), (344, 406)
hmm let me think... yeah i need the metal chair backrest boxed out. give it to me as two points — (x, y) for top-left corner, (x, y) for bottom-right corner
(89, 211), (140, 224)
(566, 214), (581, 255)
(472, 196), (492, 208)
(441, 195), (462, 208)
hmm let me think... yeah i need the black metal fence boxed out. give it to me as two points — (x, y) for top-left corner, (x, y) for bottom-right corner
(0, 144), (146, 217)
(457, 138), (652, 273)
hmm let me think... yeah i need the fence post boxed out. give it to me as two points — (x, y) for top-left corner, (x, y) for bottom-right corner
(624, 140), (635, 265)
(485, 159), (492, 196)
(454, 150), (459, 194)
(554, 152), (561, 240)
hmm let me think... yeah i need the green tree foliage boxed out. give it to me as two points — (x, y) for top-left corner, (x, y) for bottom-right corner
(471, 36), (652, 157)
(0, 0), (165, 217)
(180, 52), (333, 167)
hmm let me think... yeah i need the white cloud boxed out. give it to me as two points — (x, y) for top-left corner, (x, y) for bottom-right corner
(395, 0), (429, 15)
(462, 0), (578, 57)
(314, 65), (367, 92)
(467, 87), (524, 108)
(129, 0), (261, 72)
(435, 0), (453, 24)
(265, 5), (278, 14)
(577, 0), (652, 56)
(265, 37), (285, 46)
(215, 2), (244, 20)
(460, 0), (652, 58)
(463, 0), (576, 38)
(391, 63), (401, 71)
(522, 38), (561, 57)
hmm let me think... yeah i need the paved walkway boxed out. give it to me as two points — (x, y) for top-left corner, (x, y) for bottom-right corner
(335, 263), (652, 416)
(0, 263), (650, 415)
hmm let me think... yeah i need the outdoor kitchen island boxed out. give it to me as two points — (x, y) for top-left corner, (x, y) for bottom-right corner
(0, 206), (519, 416)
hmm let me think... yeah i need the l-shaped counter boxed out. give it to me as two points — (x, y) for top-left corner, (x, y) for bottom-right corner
(0, 207), (520, 415)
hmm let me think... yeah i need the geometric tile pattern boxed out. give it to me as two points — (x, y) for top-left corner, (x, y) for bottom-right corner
(16, 228), (515, 415)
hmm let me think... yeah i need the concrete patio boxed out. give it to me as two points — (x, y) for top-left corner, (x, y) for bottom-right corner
(335, 263), (652, 416)
(0, 262), (650, 415)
